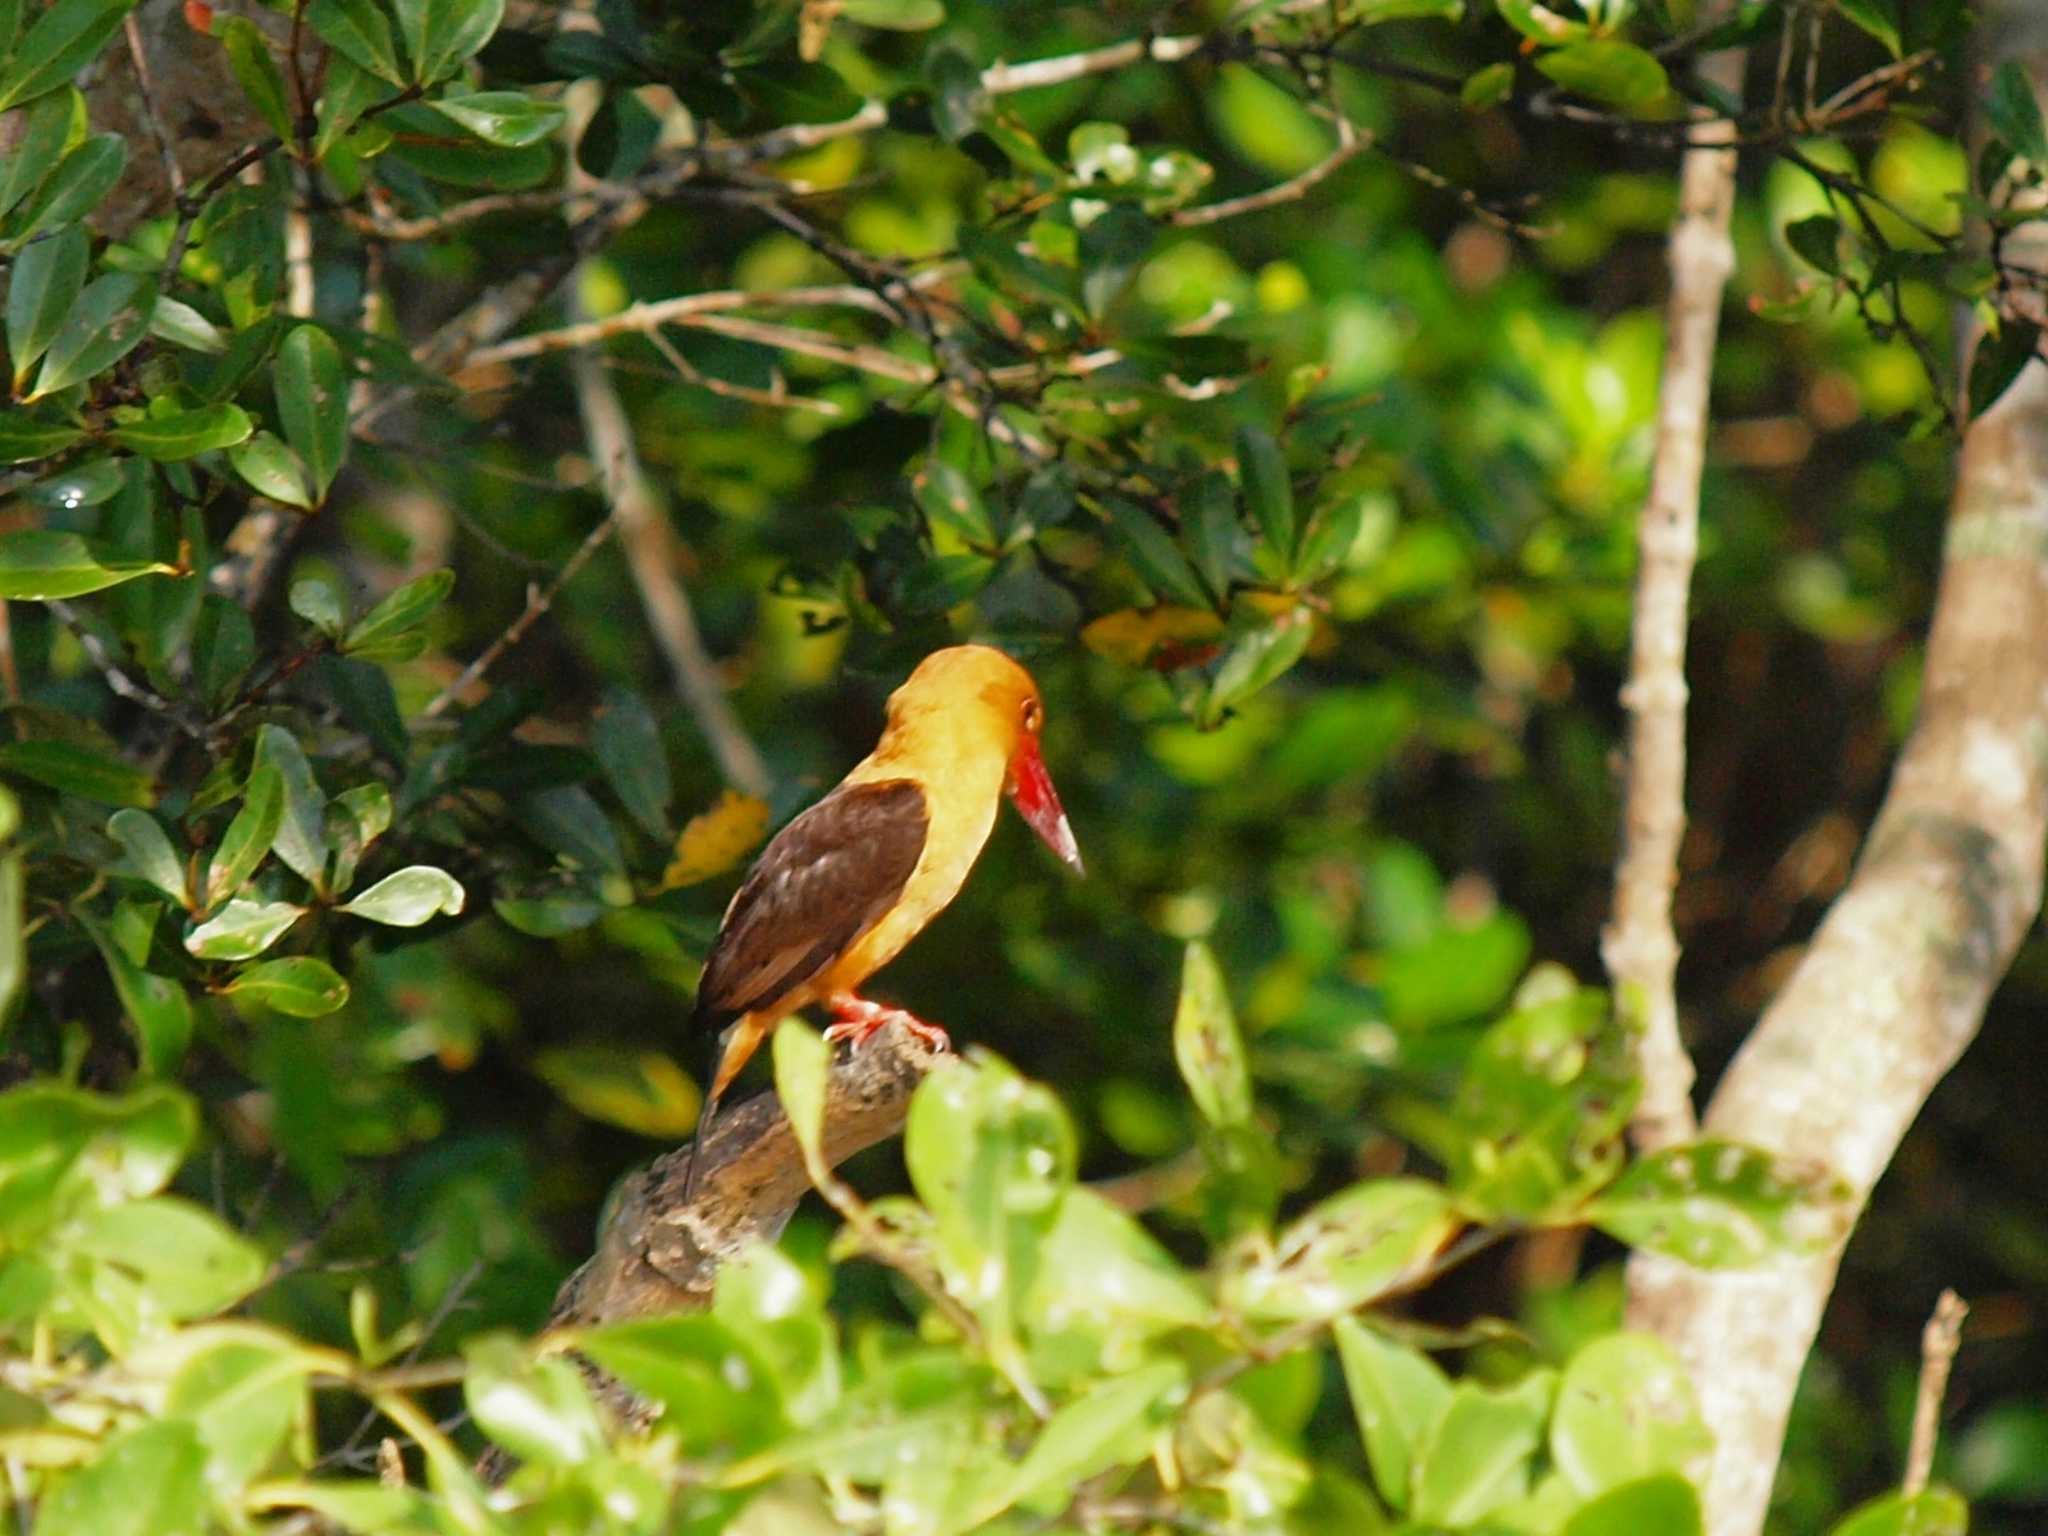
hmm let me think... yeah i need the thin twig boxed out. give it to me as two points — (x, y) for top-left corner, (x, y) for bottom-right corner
(1903, 1289), (1967, 1496)
(122, 12), (184, 202)
(1171, 116), (1368, 228)
(44, 600), (203, 738)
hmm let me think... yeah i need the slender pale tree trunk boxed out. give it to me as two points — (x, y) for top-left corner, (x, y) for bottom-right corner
(1625, 38), (2048, 1533)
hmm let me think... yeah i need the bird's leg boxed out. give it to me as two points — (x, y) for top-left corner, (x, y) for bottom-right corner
(823, 993), (951, 1053)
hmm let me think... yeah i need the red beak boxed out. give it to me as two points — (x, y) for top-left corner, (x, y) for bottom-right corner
(1007, 736), (1084, 875)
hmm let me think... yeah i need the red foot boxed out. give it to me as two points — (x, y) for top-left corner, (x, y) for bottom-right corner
(824, 994), (952, 1053)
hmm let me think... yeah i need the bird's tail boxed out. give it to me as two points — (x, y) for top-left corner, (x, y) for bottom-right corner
(682, 1008), (756, 1202)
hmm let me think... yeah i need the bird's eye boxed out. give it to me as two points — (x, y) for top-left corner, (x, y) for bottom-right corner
(1021, 699), (1042, 733)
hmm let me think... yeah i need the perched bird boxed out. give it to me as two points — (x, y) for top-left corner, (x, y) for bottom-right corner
(682, 645), (1083, 1197)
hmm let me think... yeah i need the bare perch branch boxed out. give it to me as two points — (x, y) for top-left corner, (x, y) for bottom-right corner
(1605, 40), (1746, 1156)
(550, 1021), (944, 1330)
(1904, 1289), (1967, 1496)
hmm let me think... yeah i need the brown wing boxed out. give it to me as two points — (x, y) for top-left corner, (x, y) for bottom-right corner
(693, 778), (928, 1024)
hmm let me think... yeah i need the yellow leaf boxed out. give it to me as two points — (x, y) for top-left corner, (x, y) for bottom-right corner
(533, 1046), (702, 1137)
(1081, 605), (1225, 668)
(661, 789), (771, 890)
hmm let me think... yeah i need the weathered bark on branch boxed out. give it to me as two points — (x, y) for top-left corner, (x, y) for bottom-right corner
(548, 1021), (943, 1330)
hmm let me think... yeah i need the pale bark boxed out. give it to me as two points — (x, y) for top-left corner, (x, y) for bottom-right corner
(1605, 42), (1746, 1155)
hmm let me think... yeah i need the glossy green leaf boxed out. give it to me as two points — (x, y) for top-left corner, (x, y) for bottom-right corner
(275, 325), (348, 500)
(6, 129), (124, 245)
(917, 459), (997, 547)
(108, 809), (188, 905)
(288, 576), (346, 635)
(0, 88), (74, 218)
(253, 726), (330, 886)
(324, 781), (391, 894)
(79, 911), (192, 1075)
(0, 0), (140, 115)
(463, 1331), (605, 1467)
(29, 1420), (206, 1536)
(0, 413), (84, 463)
(161, 1327), (316, 1491)
(0, 530), (174, 600)
(840, 0), (943, 26)
(0, 739), (155, 806)
(313, 50), (388, 154)
(204, 763), (285, 909)
(1835, 0), (1901, 56)
(336, 865), (465, 925)
(1224, 1177), (1455, 1322)
(592, 687), (670, 839)
(1101, 495), (1211, 609)
(0, 1080), (194, 1237)
(184, 898), (305, 960)
(26, 272), (157, 398)
(227, 430), (313, 509)
(1551, 1334), (1711, 1495)
(1533, 40), (1670, 110)
(5, 222), (85, 387)
(1494, 0), (1588, 44)
(773, 1017), (831, 1170)
(1024, 1187), (1211, 1348)
(970, 1360), (1185, 1524)
(712, 1242), (839, 1427)
(1826, 1485), (1969, 1536)
(1206, 606), (1313, 721)
(1410, 1371), (1555, 1526)
(1236, 426), (1295, 562)
(1335, 1316), (1452, 1513)
(1563, 1474), (1704, 1536)
(1174, 940), (1251, 1129)
(219, 16), (293, 139)
(307, 0), (404, 83)
(1586, 1140), (1852, 1268)
(69, 1195), (267, 1318)
(428, 89), (565, 146)
(341, 567), (453, 661)
(1462, 60), (1516, 110)
(110, 402), (254, 461)
(395, 0), (503, 83)
(222, 956), (351, 1017)
(147, 295), (229, 355)
(1294, 494), (1365, 584)
(576, 1313), (784, 1454)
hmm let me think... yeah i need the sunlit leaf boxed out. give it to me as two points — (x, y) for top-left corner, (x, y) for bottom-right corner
(336, 865), (465, 926)
(534, 1045), (700, 1137)
(1533, 40), (1670, 111)
(661, 789), (770, 889)
(27, 1420), (205, 1536)
(0, 530), (174, 600)
(1335, 1317), (1451, 1513)
(227, 431), (314, 509)
(1825, 1485), (1969, 1536)
(341, 567), (453, 661)
(1174, 940), (1251, 1129)
(1224, 1177), (1455, 1323)
(463, 1332), (605, 1467)
(1410, 1371), (1555, 1526)
(204, 763), (285, 908)
(222, 956), (351, 1017)
(185, 898), (305, 961)
(1586, 1140), (1853, 1268)
(0, 0), (141, 115)
(1550, 1334), (1711, 1495)
(26, 272), (157, 399)
(110, 403), (254, 460)
(275, 325), (349, 500)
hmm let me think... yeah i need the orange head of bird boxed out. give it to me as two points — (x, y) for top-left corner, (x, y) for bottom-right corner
(885, 645), (1084, 875)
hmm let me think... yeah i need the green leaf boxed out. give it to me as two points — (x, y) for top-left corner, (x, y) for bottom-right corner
(218, 15), (293, 138)
(712, 1244), (839, 1427)
(325, 781), (391, 894)
(1236, 426), (1296, 563)
(1550, 1334), (1711, 1495)
(222, 956), (351, 1017)
(275, 325), (349, 500)
(1410, 1372), (1555, 1526)
(1988, 59), (2048, 163)
(519, 784), (624, 876)
(336, 865), (465, 925)
(227, 430), (313, 509)
(968, 1360), (1185, 1524)
(0, 529), (175, 600)
(26, 272), (157, 399)
(0, 0), (140, 115)
(109, 402), (254, 460)
(1835, 0), (1901, 56)
(314, 51), (388, 154)
(69, 1195), (267, 1317)
(592, 687), (671, 839)
(342, 567), (453, 661)
(4, 129), (123, 247)
(463, 1332), (605, 1467)
(1494, 0), (1588, 44)
(428, 89), (565, 146)
(394, 0), (504, 83)
(1586, 1140), (1852, 1268)
(1174, 940), (1251, 1129)
(917, 459), (997, 547)
(840, 0), (943, 26)
(252, 726), (328, 885)
(576, 1314), (784, 1454)
(0, 412), (83, 463)
(79, 911), (193, 1075)
(1563, 1473), (1703, 1536)
(1206, 606), (1313, 721)
(1294, 495), (1365, 585)
(1826, 1485), (1969, 1536)
(533, 1044), (700, 1136)
(1335, 1317), (1451, 1513)
(162, 1328), (316, 1491)
(1968, 319), (2041, 421)
(184, 898), (305, 960)
(1348, 0), (1462, 16)
(0, 88), (74, 219)
(307, 0), (405, 83)
(0, 842), (20, 1028)
(926, 43), (985, 141)
(289, 576), (346, 635)
(1101, 495), (1211, 609)
(0, 738), (154, 806)
(1024, 1187), (1210, 1349)
(205, 763), (285, 908)
(108, 809), (188, 905)
(1224, 1177), (1456, 1322)
(1533, 40), (1670, 110)
(773, 1018), (832, 1171)
(29, 1420), (205, 1536)
(147, 296), (229, 355)
(1784, 213), (1843, 276)
(192, 596), (255, 710)
(4, 222), (84, 388)
(1182, 472), (1240, 605)
(1462, 60), (1516, 110)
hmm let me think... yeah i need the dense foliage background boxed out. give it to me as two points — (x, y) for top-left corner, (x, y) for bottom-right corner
(0, 0), (2043, 1531)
